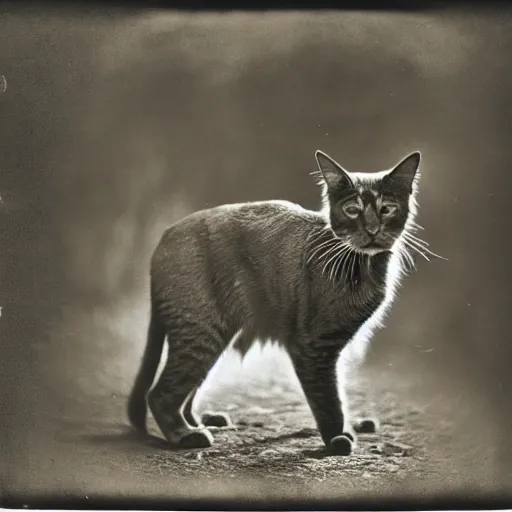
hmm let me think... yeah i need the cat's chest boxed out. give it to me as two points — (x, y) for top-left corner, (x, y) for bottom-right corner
(308, 257), (389, 338)
(307, 280), (385, 343)
(333, 279), (385, 315)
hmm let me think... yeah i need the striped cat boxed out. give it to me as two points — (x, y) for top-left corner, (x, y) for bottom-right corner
(128, 149), (426, 455)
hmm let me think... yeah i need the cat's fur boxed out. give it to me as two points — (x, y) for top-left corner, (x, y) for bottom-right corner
(127, 149), (421, 455)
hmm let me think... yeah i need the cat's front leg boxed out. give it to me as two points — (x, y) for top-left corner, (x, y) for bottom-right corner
(289, 343), (356, 456)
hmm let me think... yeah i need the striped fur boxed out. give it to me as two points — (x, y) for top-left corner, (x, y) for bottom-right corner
(127, 150), (422, 454)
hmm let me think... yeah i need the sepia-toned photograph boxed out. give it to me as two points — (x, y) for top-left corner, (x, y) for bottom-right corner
(1, 2), (512, 509)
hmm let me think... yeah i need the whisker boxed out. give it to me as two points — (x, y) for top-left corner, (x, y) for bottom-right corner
(322, 244), (346, 277)
(403, 247), (416, 270)
(403, 233), (448, 261)
(308, 231), (331, 251)
(360, 253), (370, 279)
(327, 245), (351, 280)
(306, 238), (339, 264)
(402, 235), (428, 253)
(398, 245), (416, 271)
(404, 232), (430, 246)
(338, 246), (354, 283)
(318, 242), (347, 269)
(334, 245), (352, 281)
(410, 220), (425, 231)
(403, 233), (447, 260)
(341, 250), (350, 283)
(349, 251), (358, 283)
(331, 252), (343, 281)
(402, 238), (430, 262)
(324, 245), (345, 279)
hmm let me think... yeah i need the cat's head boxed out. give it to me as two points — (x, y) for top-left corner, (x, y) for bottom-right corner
(315, 150), (421, 255)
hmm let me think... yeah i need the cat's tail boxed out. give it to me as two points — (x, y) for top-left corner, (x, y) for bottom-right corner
(127, 301), (166, 433)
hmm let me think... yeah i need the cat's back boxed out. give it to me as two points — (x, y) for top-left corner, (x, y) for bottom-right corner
(154, 200), (317, 254)
(150, 200), (321, 285)
(177, 199), (314, 232)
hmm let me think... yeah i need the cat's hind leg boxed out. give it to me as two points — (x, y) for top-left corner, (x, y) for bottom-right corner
(182, 388), (235, 429)
(181, 386), (201, 427)
(201, 411), (235, 429)
(353, 418), (379, 434)
(148, 325), (228, 449)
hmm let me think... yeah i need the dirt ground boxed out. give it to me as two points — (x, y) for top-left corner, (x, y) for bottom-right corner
(6, 340), (497, 509)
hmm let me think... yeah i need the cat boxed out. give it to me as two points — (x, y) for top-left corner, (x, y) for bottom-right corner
(127, 149), (425, 456)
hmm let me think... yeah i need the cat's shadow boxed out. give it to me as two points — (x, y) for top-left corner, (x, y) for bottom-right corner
(78, 424), (329, 456)
(68, 424), (170, 451)
(71, 423), (360, 459)
(301, 447), (333, 459)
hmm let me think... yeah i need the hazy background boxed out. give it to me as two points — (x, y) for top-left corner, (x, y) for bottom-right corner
(1, 4), (512, 505)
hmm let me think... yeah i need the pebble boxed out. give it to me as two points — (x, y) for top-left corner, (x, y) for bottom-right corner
(357, 434), (380, 442)
(259, 449), (280, 457)
(246, 405), (275, 414)
(369, 441), (413, 456)
(183, 449), (221, 460)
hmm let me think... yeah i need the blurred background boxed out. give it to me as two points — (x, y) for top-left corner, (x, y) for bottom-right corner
(1, 3), (512, 507)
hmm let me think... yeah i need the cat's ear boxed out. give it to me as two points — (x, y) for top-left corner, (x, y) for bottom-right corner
(315, 150), (354, 191)
(385, 151), (421, 193)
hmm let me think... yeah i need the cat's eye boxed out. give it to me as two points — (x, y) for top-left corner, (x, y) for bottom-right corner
(381, 204), (398, 216)
(343, 204), (361, 218)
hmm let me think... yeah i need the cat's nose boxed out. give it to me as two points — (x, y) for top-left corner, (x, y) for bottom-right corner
(365, 225), (380, 236)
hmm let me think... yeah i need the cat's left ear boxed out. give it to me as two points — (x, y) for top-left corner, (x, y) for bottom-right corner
(385, 151), (421, 193)
(315, 150), (354, 191)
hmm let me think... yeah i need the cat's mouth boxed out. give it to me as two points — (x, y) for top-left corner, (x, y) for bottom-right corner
(358, 240), (389, 255)
(362, 240), (384, 249)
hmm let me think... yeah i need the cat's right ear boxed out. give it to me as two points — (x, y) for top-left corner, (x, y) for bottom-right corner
(315, 150), (354, 191)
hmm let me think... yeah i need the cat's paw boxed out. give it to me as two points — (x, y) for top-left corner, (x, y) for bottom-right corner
(201, 411), (235, 429)
(342, 430), (356, 443)
(353, 418), (379, 434)
(329, 433), (355, 456)
(178, 428), (214, 449)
